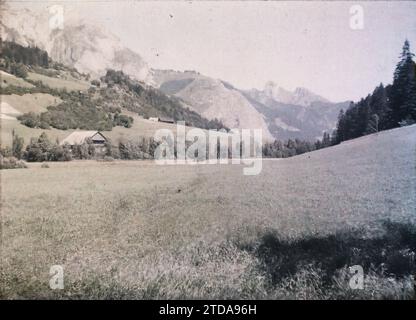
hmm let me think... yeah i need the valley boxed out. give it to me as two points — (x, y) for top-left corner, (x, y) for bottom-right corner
(1, 125), (415, 298)
(1, 1), (415, 301)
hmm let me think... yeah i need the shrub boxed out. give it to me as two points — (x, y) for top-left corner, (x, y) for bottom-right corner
(118, 138), (157, 160)
(11, 130), (24, 159)
(17, 112), (40, 128)
(102, 140), (119, 159)
(25, 132), (52, 162)
(49, 144), (72, 161)
(24, 132), (72, 162)
(11, 63), (28, 78)
(102, 156), (115, 162)
(0, 145), (13, 157)
(91, 79), (100, 87)
(0, 155), (27, 169)
(113, 113), (133, 128)
(41, 162), (50, 168)
(399, 117), (416, 127)
(71, 139), (96, 160)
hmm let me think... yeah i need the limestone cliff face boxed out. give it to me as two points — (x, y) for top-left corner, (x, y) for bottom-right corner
(1, 6), (151, 82)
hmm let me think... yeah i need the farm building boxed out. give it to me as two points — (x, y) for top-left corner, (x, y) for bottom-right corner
(60, 131), (108, 155)
(148, 117), (175, 124)
(159, 117), (175, 124)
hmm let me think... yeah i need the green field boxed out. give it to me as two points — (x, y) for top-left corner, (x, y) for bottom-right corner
(1, 107), (226, 148)
(1, 126), (415, 299)
(27, 72), (90, 91)
(0, 71), (34, 89)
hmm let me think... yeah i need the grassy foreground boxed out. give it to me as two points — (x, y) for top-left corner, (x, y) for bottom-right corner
(1, 126), (415, 299)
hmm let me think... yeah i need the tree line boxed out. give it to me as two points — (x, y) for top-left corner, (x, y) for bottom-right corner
(332, 40), (416, 145)
(0, 40), (49, 78)
(262, 138), (319, 158)
(252, 40), (415, 158)
(1, 40), (49, 67)
(0, 131), (161, 166)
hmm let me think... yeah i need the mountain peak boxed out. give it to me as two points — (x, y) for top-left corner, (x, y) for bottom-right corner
(262, 83), (330, 107)
(263, 82), (293, 105)
(294, 87), (310, 95)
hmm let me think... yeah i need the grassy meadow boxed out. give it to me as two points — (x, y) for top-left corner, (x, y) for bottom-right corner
(1, 126), (415, 299)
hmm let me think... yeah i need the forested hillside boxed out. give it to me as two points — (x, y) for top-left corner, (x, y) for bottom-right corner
(0, 41), (226, 132)
(333, 40), (416, 144)
(99, 70), (226, 130)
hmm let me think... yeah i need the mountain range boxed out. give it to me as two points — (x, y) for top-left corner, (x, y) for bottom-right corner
(1, 5), (350, 141)
(0, 6), (151, 82)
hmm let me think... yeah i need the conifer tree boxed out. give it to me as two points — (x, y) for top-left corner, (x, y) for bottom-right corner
(386, 40), (416, 128)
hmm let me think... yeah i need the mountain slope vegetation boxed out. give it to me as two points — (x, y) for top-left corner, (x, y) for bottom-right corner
(99, 70), (225, 130)
(0, 40), (226, 137)
(332, 40), (416, 144)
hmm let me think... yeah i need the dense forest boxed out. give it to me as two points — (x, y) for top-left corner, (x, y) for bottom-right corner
(332, 40), (416, 144)
(1, 40), (49, 67)
(0, 40), (49, 78)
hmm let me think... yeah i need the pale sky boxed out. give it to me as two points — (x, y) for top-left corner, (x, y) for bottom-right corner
(10, 1), (416, 102)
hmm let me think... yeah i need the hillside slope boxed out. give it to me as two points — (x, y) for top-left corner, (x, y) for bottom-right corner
(153, 69), (349, 141)
(277, 124), (416, 230)
(153, 69), (274, 141)
(244, 88), (349, 140)
(0, 44), (225, 146)
(1, 125), (415, 299)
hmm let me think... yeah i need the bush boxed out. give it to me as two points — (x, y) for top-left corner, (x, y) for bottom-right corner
(11, 63), (28, 78)
(49, 144), (72, 161)
(17, 112), (40, 128)
(24, 132), (72, 162)
(102, 156), (115, 162)
(12, 131), (24, 159)
(91, 79), (100, 87)
(399, 117), (416, 127)
(0, 60), (29, 78)
(103, 140), (119, 159)
(0, 155), (27, 169)
(113, 113), (133, 128)
(0, 145), (13, 157)
(72, 140), (96, 160)
(118, 138), (158, 160)
(263, 138), (316, 158)
(41, 162), (50, 168)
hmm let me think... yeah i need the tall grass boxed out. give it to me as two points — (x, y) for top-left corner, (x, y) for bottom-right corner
(1, 221), (414, 299)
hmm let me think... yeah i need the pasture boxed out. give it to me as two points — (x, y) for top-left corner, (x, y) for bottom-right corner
(1, 126), (415, 299)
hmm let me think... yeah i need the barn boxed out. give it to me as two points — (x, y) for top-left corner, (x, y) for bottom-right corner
(159, 117), (175, 124)
(60, 131), (108, 155)
(148, 117), (175, 124)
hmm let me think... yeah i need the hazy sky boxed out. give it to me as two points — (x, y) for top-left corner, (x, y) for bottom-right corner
(10, 1), (416, 102)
